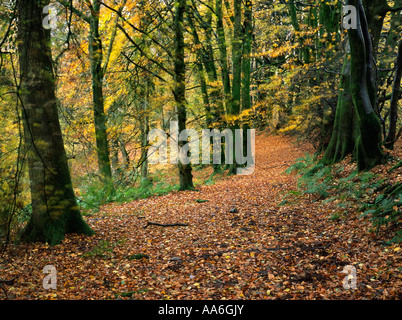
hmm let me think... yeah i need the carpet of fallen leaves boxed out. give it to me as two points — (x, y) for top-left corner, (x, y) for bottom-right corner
(1, 133), (401, 300)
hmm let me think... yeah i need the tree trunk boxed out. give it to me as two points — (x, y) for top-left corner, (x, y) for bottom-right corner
(199, 0), (224, 121)
(384, 40), (402, 149)
(89, 0), (113, 186)
(140, 101), (150, 184)
(321, 45), (356, 164)
(225, 0), (243, 175)
(216, 0), (232, 114)
(201, 0), (218, 83)
(17, 0), (93, 245)
(288, 0), (310, 64)
(111, 138), (120, 176)
(174, 0), (194, 191)
(322, 0), (383, 170)
(188, 13), (212, 127)
(348, 0), (383, 170)
(231, 0), (242, 115)
(241, 0), (253, 111)
(119, 139), (130, 170)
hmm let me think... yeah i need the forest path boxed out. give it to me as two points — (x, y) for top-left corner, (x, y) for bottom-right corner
(3, 133), (400, 299)
(86, 133), (400, 299)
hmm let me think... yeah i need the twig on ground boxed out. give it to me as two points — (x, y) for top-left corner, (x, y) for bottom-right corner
(143, 222), (189, 228)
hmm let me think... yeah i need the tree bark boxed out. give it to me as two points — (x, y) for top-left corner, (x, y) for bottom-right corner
(322, 0), (383, 170)
(321, 46), (356, 165)
(17, 0), (93, 245)
(174, 0), (194, 190)
(216, 0), (232, 114)
(199, 0), (224, 121)
(188, 13), (212, 127)
(384, 40), (402, 149)
(241, 0), (253, 111)
(111, 138), (120, 175)
(140, 100), (150, 184)
(89, 0), (113, 186)
(231, 0), (242, 115)
(348, 0), (383, 170)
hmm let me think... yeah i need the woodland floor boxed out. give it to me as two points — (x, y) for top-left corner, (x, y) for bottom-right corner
(1, 133), (401, 300)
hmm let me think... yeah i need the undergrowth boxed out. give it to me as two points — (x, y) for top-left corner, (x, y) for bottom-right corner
(285, 153), (401, 243)
(76, 166), (224, 214)
(77, 172), (180, 214)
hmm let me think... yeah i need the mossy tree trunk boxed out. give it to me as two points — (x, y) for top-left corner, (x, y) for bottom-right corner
(321, 47), (356, 165)
(89, 0), (113, 188)
(322, 0), (383, 171)
(347, 0), (383, 170)
(216, 0), (232, 114)
(215, 0), (233, 171)
(231, 0), (242, 116)
(188, 12), (212, 127)
(17, 0), (93, 245)
(174, 0), (194, 191)
(198, 0), (224, 122)
(226, 0), (243, 175)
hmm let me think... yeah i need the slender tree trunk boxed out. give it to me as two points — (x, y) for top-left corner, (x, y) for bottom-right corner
(231, 0), (242, 115)
(216, 0), (232, 114)
(385, 40), (402, 149)
(225, 0), (243, 175)
(58, 0), (113, 186)
(174, 0), (194, 190)
(17, 0), (93, 245)
(140, 100), (150, 184)
(200, 0), (224, 121)
(188, 13), (212, 127)
(119, 139), (130, 170)
(111, 138), (120, 175)
(89, 0), (113, 186)
(241, 0), (253, 111)
(288, 0), (310, 64)
(202, 0), (218, 82)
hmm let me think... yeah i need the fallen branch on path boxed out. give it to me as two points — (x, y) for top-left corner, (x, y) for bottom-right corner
(0, 278), (15, 285)
(0, 278), (15, 299)
(143, 222), (189, 229)
(260, 162), (292, 170)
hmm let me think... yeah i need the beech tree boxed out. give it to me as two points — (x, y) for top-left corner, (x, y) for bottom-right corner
(174, 0), (195, 190)
(347, 0), (383, 170)
(17, 0), (93, 245)
(322, 0), (402, 170)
